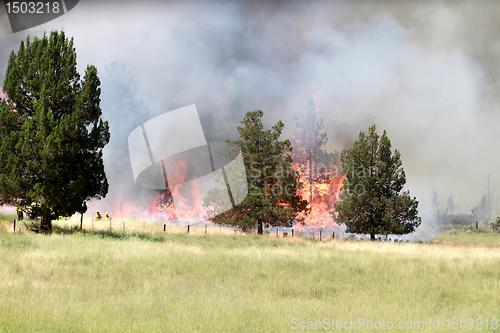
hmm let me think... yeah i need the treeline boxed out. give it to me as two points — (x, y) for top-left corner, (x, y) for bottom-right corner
(432, 174), (497, 226)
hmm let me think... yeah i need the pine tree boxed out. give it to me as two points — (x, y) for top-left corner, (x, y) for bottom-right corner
(290, 97), (339, 232)
(290, 97), (337, 203)
(431, 190), (446, 222)
(471, 175), (495, 222)
(446, 194), (457, 215)
(203, 110), (309, 234)
(332, 125), (421, 240)
(0, 30), (109, 232)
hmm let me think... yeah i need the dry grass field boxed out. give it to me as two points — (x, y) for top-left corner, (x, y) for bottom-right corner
(0, 213), (499, 332)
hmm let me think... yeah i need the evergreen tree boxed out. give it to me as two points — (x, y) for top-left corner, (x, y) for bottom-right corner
(290, 97), (340, 232)
(290, 97), (337, 203)
(431, 190), (446, 222)
(471, 175), (495, 222)
(431, 191), (440, 215)
(203, 110), (309, 234)
(446, 194), (457, 215)
(332, 125), (421, 240)
(481, 174), (495, 220)
(0, 30), (109, 232)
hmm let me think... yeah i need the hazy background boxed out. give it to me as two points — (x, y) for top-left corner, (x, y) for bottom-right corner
(1, 0), (499, 223)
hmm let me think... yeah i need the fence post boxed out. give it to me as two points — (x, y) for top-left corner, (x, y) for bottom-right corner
(164, 223), (166, 232)
(332, 231), (335, 239)
(187, 225), (190, 233)
(205, 225), (207, 234)
(80, 213), (83, 230)
(13, 219), (16, 233)
(320, 230), (322, 241)
(276, 227), (278, 238)
(292, 229), (294, 237)
(123, 222), (125, 231)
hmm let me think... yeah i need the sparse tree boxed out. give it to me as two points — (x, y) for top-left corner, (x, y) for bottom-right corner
(446, 194), (457, 215)
(0, 30), (109, 232)
(431, 190), (447, 222)
(431, 191), (439, 214)
(332, 125), (421, 240)
(471, 174), (495, 222)
(290, 97), (339, 232)
(482, 174), (495, 220)
(290, 97), (337, 203)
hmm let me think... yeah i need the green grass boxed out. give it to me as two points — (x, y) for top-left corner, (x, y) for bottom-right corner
(0, 218), (499, 332)
(434, 232), (500, 247)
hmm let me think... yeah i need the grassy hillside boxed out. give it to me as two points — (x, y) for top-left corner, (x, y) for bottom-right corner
(0, 216), (499, 332)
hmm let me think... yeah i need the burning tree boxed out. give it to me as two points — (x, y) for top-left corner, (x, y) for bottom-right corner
(332, 125), (421, 240)
(203, 110), (309, 234)
(0, 31), (110, 232)
(290, 97), (340, 232)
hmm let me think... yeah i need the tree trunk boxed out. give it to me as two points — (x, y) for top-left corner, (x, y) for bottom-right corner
(41, 214), (53, 233)
(309, 121), (313, 203)
(370, 233), (375, 241)
(258, 220), (263, 235)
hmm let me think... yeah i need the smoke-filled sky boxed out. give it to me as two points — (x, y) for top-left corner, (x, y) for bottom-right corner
(1, 0), (499, 215)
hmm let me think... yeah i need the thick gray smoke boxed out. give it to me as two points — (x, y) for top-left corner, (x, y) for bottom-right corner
(0, 1), (499, 230)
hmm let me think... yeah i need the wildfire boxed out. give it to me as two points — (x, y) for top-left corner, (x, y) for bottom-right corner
(146, 188), (177, 221)
(108, 93), (347, 231)
(293, 164), (346, 232)
(145, 152), (217, 223)
(110, 189), (177, 222)
(291, 94), (346, 233)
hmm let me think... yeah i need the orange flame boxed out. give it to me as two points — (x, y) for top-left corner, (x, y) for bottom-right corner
(291, 93), (346, 232)
(293, 164), (345, 232)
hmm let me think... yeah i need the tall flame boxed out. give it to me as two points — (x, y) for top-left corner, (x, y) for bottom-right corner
(291, 94), (345, 232)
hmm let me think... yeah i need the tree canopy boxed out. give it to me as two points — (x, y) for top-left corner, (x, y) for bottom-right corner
(0, 30), (110, 232)
(203, 110), (309, 234)
(332, 125), (421, 240)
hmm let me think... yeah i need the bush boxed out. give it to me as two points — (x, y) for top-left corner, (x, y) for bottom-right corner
(491, 216), (500, 231)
